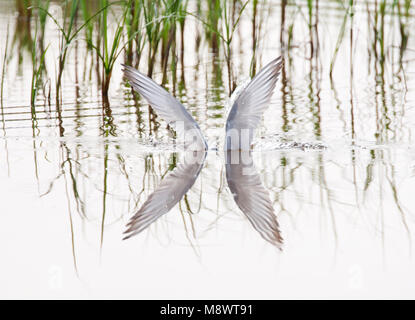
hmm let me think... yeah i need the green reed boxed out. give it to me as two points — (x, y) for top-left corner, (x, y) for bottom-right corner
(159, 0), (180, 84)
(12, 0), (33, 65)
(23, 0), (255, 105)
(142, 0), (160, 77)
(205, 0), (221, 53)
(28, 1), (50, 107)
(52, 0), (80, 106)
(35, 0), (112, 106)
(30, 27), (49, 107)
(177, 0), (188, 81)
(124, 0), (144, 65)
(187, 0), (250, 94)
(79, 0), (95, 50)
(90, 0), (127, 100)
(142, 0), (173, 77)
(0, 24), (9, 109)
(330, 0), (353, 77)
(6, 0), (413, 109)
(35, 0), (49, 49)
(221, 0), (250, 94)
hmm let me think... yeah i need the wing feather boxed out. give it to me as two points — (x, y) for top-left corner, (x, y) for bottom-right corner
(122, 65), (207, 150)
(123, 151), (206, 239)
(225, 57), (282, 150)
(225, 150), (283, 248)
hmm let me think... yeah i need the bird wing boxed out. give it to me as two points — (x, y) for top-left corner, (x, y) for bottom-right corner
(123, 151), (206, 239)
(225, 57), (282, 149)
(225, 150), (283, 248)
(122, 65), (207, 150)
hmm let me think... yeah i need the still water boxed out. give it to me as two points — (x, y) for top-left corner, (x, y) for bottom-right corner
(1, 0), (415, 298)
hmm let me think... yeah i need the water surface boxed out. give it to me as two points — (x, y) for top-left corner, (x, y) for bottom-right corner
(1, 0), (415, 299)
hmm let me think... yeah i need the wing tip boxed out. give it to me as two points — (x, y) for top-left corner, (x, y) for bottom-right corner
(122, 224), (140, 240)
(120, 63), (133, 73)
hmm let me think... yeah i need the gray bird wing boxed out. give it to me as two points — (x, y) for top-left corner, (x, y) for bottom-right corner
(225, 150), (283, 248)
(123, 151), (206, 239)
(122, 65), (207, 150)
(225, 57), (282, 150)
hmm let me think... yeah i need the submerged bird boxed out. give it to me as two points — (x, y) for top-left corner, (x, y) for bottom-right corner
(121, 57), (283, 246)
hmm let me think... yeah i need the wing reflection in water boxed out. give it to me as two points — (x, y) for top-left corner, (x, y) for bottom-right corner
(123, 151), (206, 239)
(225, 150), (283, 248)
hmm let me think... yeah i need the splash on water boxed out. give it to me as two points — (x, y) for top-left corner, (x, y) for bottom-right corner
(252, 133), (327, 151)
